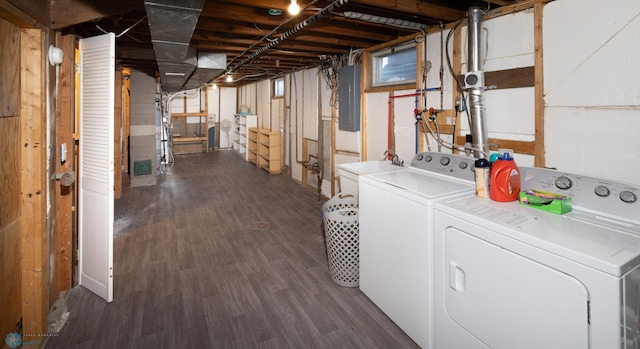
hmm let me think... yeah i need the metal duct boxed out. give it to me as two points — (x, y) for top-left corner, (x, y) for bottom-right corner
(183, 52), (227, 90)
(222, 0), (351, 79)
(343, 11), (425, 30)
(145, 0), (205, 91)
(466, 3), (489, 158)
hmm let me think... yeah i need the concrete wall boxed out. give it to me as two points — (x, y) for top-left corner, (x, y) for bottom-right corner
(129, 69), (157, 187)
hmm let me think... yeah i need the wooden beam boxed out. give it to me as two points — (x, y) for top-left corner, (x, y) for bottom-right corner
(0, 0), (47, 29)
(0, 45), (21, 332)
(53, 33), (75, 300)
(50, 0), (144, 29)
(452, 22), (463, 151)
(351, 0), (465, 22)
(20, 26), (48, 346)
(486, 0), (516, 6)
(114, 66), (123, 199)
(533, 2), (545, 167)
(456, 66), (535, 90)
(360, 51), (370, 162)
(122, 67), (131, 173)
(455, 136), (537, 156)
(485, 0), (555, 20)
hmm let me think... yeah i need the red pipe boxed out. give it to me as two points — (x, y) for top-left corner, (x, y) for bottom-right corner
(387, 92), (420, 157)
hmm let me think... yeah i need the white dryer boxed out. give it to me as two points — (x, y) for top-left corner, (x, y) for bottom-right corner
(359, 152), (477, 349)
(433, 167), (640, 349)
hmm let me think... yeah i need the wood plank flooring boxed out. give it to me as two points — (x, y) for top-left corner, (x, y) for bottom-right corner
(44, 151), (419, 349)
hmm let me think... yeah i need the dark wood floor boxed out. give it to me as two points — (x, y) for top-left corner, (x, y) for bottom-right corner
(44, 151), (419, 349)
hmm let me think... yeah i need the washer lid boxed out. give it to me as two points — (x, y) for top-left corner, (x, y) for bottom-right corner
(362, 169), (475, 203)
(436, 196), (640, 277)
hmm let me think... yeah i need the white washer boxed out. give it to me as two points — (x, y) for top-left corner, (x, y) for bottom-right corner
(337, 160), (406, 200)
(433, 167), (640, 349)
(359, 152), (477, 349)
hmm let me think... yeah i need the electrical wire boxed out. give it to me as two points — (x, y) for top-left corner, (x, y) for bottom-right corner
(226, 0), (320, 69)
(95, 16), (147, 38)
(319, 55), (340, 107)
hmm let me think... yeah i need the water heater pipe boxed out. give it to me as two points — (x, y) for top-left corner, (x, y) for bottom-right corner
(467, 3), (489, 158)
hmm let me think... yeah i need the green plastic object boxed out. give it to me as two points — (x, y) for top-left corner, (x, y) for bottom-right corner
(519, 189), (573, 215)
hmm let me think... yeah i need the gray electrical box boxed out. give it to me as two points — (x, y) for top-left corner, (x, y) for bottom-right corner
(338, 65), (361, 131)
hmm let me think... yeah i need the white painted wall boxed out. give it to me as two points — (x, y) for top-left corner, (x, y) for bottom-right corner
(255, 80), (271, 129)
(543, 0), (640, 185)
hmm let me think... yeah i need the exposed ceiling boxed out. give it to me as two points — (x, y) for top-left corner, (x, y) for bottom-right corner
(57, 0), (517, 90)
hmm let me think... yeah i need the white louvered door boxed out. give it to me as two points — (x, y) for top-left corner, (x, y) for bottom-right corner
(78, 33), (115, 302)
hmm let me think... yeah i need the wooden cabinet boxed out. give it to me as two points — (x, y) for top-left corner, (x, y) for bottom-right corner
(256, 129), (281, 174)
(232, 114), (257, 161)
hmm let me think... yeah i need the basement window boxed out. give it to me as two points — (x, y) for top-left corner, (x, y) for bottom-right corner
(273, 77), (285, 97)
(371, 42), (416, 87)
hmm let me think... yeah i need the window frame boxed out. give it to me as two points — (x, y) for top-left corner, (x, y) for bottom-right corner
(273, 77), (285, 98)
(370, 41), (417, 88)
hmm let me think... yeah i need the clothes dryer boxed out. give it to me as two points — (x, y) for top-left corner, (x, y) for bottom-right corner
(433, 167), (640, 349)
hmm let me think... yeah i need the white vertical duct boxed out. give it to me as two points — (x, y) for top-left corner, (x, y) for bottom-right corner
(466, 3), (489, 158)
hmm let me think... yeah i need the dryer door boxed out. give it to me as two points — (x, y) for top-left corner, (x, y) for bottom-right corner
(443, 226), (589, 349)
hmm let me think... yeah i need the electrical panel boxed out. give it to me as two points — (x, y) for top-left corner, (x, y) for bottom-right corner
(338, 65), (361, 132)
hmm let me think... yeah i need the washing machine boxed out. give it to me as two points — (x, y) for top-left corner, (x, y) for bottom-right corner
(433, 167), (640, 349)
(359, 151), (477, 349)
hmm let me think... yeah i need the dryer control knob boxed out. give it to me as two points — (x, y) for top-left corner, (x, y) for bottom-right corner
(594, 185), (610, 197)
(440, 156), (450, 166)
(459, 161), (468, 170)
(424, 154), (433, 162)
(554, 176), (573, 190)
(416, 154), (424, 161)
(620, 191), (637, 203)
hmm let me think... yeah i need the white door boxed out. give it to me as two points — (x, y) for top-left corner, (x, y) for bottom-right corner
(442, 226), (589, 349)
(78, 33), (115, 302)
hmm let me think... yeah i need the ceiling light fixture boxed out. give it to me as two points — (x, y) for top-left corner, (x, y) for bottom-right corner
(165, 72), (185, 76)
(226, 74), (233, 82)
(288, 0), (300, 15)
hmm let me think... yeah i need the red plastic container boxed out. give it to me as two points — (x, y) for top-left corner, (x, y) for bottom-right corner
(490, 153), (521, 202)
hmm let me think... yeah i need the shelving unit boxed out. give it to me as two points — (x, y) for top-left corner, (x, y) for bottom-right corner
(232, 113), (257, 161)
(247, 127), (258, 165)
(256, 128), (281, 174)
(171, 112), (208, 154)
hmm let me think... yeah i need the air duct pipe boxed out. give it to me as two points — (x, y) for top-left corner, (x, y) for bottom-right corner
(466, 3), (489, 158)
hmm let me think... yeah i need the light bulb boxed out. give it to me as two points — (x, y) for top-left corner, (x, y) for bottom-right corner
(226, 75), (233, 82)
(288, 0), (300, 15)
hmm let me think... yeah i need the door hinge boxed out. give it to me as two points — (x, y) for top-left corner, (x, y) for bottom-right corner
(76, 249), (79, 261)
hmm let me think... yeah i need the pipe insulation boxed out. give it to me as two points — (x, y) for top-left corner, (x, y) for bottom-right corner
(224, 0), (350, 76)
(467, 3), (489, 158)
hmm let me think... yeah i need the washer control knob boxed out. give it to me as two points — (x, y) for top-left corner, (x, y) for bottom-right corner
(424, 154), (433, 162)
(554, 176), (573, 190)
(416, 154), (424, 161)
(459, 161), (468, 170)
(594, 185), (610, 197)
(620, 191), (637, 204)
(440, 156), (450, 166)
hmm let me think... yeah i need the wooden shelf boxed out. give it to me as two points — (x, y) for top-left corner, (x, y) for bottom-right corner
(256, 128), (281, 175)
(248, 127), (258, 165)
